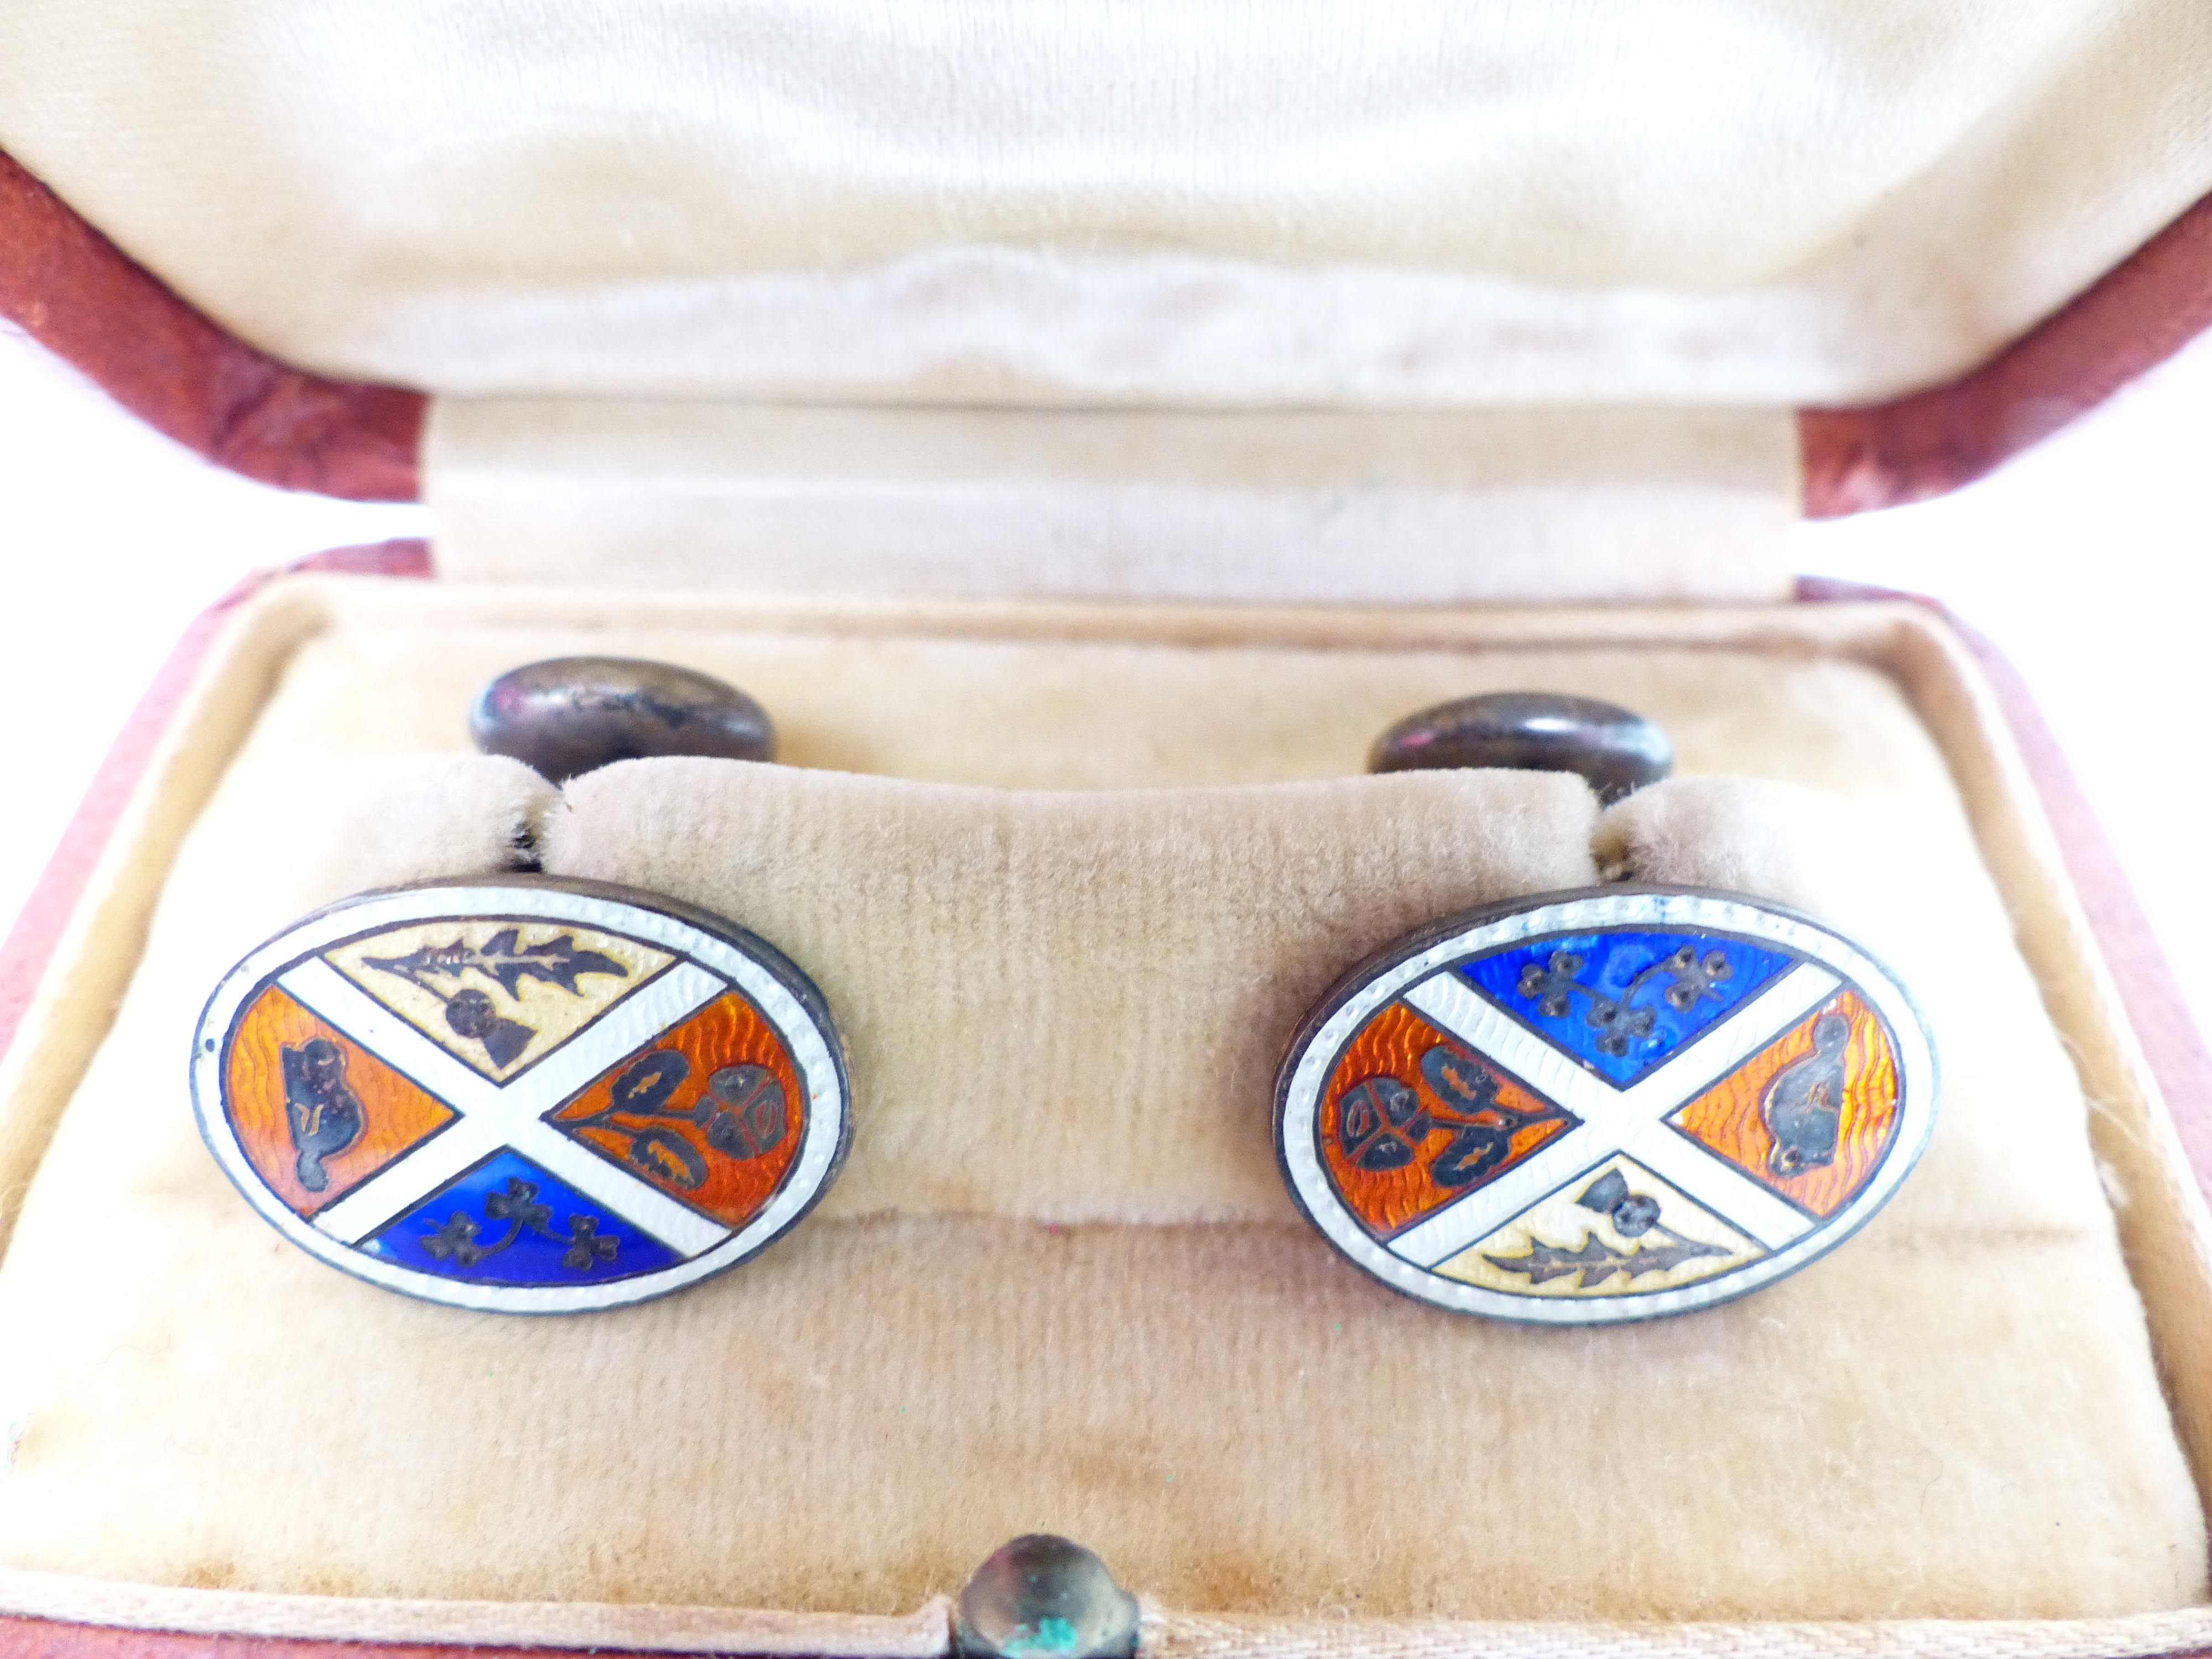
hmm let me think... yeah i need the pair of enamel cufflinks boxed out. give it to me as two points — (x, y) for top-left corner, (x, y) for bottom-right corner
(190, 663), (1937, 1323)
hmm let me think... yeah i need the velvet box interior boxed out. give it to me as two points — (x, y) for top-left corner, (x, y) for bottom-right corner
(4, 4), (2212, 1656)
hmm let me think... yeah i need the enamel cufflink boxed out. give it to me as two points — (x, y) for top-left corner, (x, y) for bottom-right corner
(191, 876), (848, 1313)
(1276, 886), (1937, 1323)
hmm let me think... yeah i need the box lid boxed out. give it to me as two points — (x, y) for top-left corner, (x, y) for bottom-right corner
(4, 1), (2211, 596)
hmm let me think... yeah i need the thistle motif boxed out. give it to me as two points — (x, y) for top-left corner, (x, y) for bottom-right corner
(1480, 1229), (1727, 1289)
(363, 928), (628, 1067)
(1479, 1167), (1729, 1289)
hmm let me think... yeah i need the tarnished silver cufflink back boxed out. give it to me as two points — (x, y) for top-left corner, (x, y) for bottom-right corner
(1370, 691), (1673, 804)
(472, 656), (776, 782)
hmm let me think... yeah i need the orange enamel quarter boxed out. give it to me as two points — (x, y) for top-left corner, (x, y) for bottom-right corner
(1667, 989), (1901, 1218)
(550, 990), (808, 1227)
(1318, 1000), (1575, 1239)
(223, 984), (457, 1216)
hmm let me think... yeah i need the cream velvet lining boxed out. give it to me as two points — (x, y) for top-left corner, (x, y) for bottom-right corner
(0, 581), (2205, 1635)
(2, 2), (2210, 405)
(424, 403), (1798, 604)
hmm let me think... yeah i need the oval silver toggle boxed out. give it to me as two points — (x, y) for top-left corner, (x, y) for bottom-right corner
(1274, 886), (1937, 1325)
(1368, 691), (1672, 804)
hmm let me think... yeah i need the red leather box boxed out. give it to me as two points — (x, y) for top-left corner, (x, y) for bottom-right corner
(4, 11), (2212, 1657)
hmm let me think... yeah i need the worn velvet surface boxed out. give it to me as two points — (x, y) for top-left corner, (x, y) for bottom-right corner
(0, 601), (2197, 1627)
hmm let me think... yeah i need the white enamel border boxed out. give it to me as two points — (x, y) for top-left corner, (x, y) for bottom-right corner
(189, 881), (848, 1315)
(1277, 889), (1939, 1326)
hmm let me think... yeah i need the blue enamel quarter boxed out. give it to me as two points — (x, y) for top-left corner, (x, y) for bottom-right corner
(191, 876), (849, 1314)
(1275, 886), (1938, 1324)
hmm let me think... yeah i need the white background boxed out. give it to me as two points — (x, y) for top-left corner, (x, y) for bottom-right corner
(2, 320), (2208, 1029)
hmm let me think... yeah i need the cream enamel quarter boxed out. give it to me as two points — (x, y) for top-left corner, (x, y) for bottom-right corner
(1275, 886), (1938, 1324)
(190, 877), (849, 1314)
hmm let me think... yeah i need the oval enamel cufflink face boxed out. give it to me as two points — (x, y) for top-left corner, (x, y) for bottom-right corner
(191, 877), (849, 1314)
(1276, 886), (1937, 1324)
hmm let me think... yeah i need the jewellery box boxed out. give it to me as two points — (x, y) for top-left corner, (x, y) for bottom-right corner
(6, 5), (2212, 1655)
